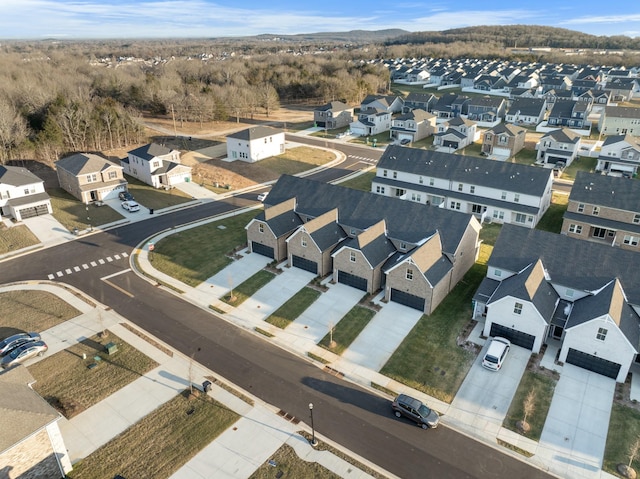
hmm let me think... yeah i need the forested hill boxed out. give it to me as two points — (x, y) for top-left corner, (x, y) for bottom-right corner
(249, 29), (409, 43)
(385, 25), (640, 50)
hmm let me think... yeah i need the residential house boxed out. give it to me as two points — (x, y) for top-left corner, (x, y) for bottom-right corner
(540, 89), (573, 110)
(402, 92), (437, 113)
(598, 106), (640, 137)
(360, 94), (404, 114)
(536, 128), (581, 167)
(562, 171), (640, 251)
(596, 134), (640, 176)
(56, 153), (127, 204)
(466, 96), (507, 123)
(390, 109), (436, 144)
(603, 79), (636, 102)
(433, 117), (477, 151)
(0, 366), (72, 478)
(372, 145), (553, 228)
(431, 93), (470, 119)
(546, 100), (591, 131)
(246, 174), (481, 314)
(313, 101), (353, 129)
(0, 165), (52, 221)
(123, 143), (191, 189)
(575, 89), (611, 114)
(472, 224), (640, 382)
(226, 126), (285, 162)
(505, 98), (547, 126)
(350, 108), (392, 137)
(481, 123), (526, 159)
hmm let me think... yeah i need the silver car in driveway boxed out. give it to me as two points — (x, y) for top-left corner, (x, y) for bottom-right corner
(1, 341), (48, 369)
(0, 332), (41, 356)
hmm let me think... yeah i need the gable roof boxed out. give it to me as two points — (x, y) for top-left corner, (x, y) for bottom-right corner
(128, 143), (175, 161)
(265, 175), (474, 254)
(507, 98), (546, 116)
(489, 224), (640, 306)
(315, 101), (350, 112)
(604, 106), (640, 119)
(227, 125), (283, 141)
(569, 171), (640, 212)
(541, 128), (581, 144)
(56, 153), (121, 176)
(377, 145), (551, 197)
(0, 165), (43, 187)
(486, 123), (525, 137)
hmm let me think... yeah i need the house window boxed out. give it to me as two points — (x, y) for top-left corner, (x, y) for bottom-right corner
(375, 186), (385, 194)
(566, 289), (574, 298)
(450, 201), (461, 210)
(393, 171), (397, 179)
(350, 228), (356, 235)
(419, 176), (424, 184)
(411, 193), (421, 202)
(258, 223), (264, 233)
(350, 251), (356, 262)
(24, 188), (30, 194)
(593, 228), (607, 239)
(494, 269), (502, 277)
(492, 210), (504, 220)
(514, 194), (520, 203)
(301, 237), (307, 247)
(515, 213), (527, 224)
(108, 171), (117, 180)
(592, 206), (600, 216)
(400, 242), (407, 250)
(596, 327), (607, 341)
(514, 302), (523, 315)
(633, 214), (640, 225)
(569, 224), (582, 234)
(470, 185), (475, 194)
(624, 235), (639, 246)
(429, 178), (434, 186)
(383, 170), (388, 177)
(458, 183), (463, 192)
(86, 173), (97, 183)
(577, 203), (585, 213)
(406, 268), (414, 280)
(501, 191), (507, 200)
(472, 204), (484, 214)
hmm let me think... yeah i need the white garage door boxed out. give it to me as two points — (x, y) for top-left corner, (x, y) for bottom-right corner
(102, 186), (125, 200)
(492, 147), (511, 157)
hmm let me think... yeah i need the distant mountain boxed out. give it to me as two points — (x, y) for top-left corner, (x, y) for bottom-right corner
(385, 25), (640, 50)
(238, 29), (410, 43)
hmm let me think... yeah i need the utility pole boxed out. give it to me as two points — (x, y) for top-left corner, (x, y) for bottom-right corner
(171, 104), (177, 137)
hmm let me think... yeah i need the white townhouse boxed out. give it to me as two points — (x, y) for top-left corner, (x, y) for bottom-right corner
(372, 145), (553, 228)
(123, 143), (192, 188)
(596, 134), (640, 176)
(0, 165), (52, 221)
(226, 126), (285, 163)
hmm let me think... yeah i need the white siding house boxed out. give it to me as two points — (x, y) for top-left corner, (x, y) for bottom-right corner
(0, 165), (52, 221)
(123, 143), (191, 188)
(226, 126), (285, 163)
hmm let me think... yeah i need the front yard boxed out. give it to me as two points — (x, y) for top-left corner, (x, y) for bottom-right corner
(318, 305), (376, 355)
(0, 222), (40, 254)
(49, 187), (124, 231)
(124, 175), (193, 210)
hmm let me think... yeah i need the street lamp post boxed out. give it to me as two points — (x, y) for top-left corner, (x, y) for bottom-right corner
(309, 403), (317, 446)
(86, 205), (92, 232)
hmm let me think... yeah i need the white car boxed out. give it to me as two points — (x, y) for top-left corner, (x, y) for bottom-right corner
(257, 192), (269, 202)
(482, 337), (511, 371)
(121, 200), (140, 212)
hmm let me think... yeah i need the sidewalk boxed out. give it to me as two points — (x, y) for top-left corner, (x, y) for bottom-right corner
(1, 282), (387, 479)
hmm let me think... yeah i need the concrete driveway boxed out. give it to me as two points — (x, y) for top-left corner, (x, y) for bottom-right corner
(447, 342), (530, 436)
(196, 252), (270, 299)
(534, 364), (615, 479)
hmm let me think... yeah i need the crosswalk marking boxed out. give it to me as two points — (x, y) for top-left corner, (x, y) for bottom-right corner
(65, 268), (72, 274)
(47, 252), (131, 280)
(114, 254), (121, 260)
(82, 264), (89, 269)
(122, 252), (128, 257)
(56, 271), (63, 277)
(73, 266), (80, 272)
(106, 256), (113, 262)
(98, 259), (105, 265)
(90, 261), (97, 267)
(48, 274), (55, 280)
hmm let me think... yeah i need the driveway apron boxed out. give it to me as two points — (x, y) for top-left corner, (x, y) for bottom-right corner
(535, 364), (615, 479)
(196, 253), (270, 299)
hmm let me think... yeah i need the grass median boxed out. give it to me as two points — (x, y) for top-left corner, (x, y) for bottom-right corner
(222, 269), (276, 307)
(67, 389), (240, 479)
(318, 305), (376, 355)
(265, 287), (321, 329)
(503, 370), (556, 440)
(604, 404), (640, 476)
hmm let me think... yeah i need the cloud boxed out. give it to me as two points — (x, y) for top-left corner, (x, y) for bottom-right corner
(561, 13), (640, 25)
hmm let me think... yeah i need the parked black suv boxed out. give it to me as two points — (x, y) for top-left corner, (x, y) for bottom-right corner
(391, 394), (440, 429)
(119, 191), (134, 201)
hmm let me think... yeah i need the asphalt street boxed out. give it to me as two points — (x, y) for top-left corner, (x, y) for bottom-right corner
(0, 141), (556, 479)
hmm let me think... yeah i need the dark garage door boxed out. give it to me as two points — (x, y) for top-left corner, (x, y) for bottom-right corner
(566, 348), (621, 379)
(489, 323), (535, 350)
(292, 255), (317, 274)
(390, 289), (425, 312)
(18, 204), (49, 219)
(251, 242), (274, 259)
(337, 271), (367, 291)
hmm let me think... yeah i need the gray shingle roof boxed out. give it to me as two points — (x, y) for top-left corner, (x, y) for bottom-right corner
(0, 165), (43, 187)
(310, 222), (347, 250)
(256, 209), (303, 237)
(56, 153), (120, 176)
(128, 143), (174, 161)
(227, 125), (283, 141)
(489, 224), (640, 306)
(265, 175), (474, 254)
(377, 145), (552, 197)
(507, 98), (546, 116)
(541, 128), (581, 144)
(604, 106), (640, 119)
(569, 171), (640, 213)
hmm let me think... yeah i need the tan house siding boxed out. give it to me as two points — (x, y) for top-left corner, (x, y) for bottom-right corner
(333, 248), (376, 293)
(55, 167), (82, 200)
(264, 198), (296, 220)
(0, 429), (61, 479)
(385, 262), (433, 313)
(287, 231), (324, 274)
(246, 221), (284, 260)
(430, 272), (453, 312)
(451, 219), (481, 286)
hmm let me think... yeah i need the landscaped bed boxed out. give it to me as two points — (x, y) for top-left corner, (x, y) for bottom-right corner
(66, 389), (239, 479)
(29, 332), (158, 418)
(318, 305), (376, 355)
(380, 264), (485, 403)
(0, 290), (81, 337)
(150, 210), (257, 287)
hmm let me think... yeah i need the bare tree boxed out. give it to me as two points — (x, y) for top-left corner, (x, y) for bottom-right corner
(0, 98), (29, 164)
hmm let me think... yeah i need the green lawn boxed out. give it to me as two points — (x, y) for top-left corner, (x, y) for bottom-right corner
(0, 223), (40, 254)
(222, 269), (276, 306)
(151, 211), (257, 287)
(381, 264), (486, 403)
(536, 192), (569, 233)
(30, 333), (158, 418)
(318, 305), (376, 355)
(562, 156), (597, 181)
(338, 171), (376, 191)
(49, 187), (124, 231)
(503, 370), (556, 441)
(67, 390), (239, 479)
(257, 146), (335, 175)
(124, 176), (192, 210)
(511, 148), (538, 166)
(603, 404), (640, 476)
(265, 287), (321, 329)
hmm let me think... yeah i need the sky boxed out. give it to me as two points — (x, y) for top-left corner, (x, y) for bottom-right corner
(0, 0), (639, 40)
